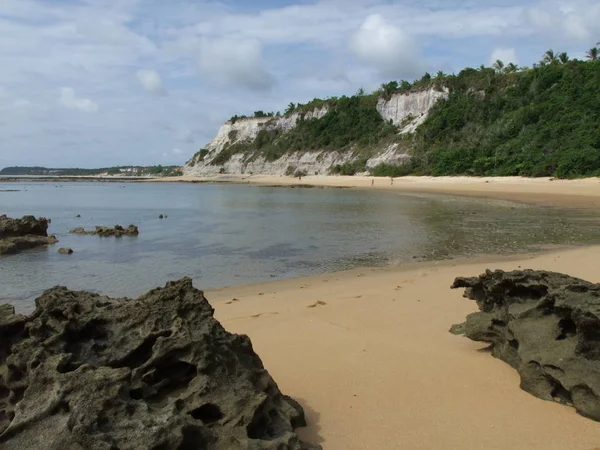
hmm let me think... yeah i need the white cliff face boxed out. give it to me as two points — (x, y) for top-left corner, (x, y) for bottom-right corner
(377, 87), (449, 133)
(185, 90), (447, 176)
(203, 107), (329, 154)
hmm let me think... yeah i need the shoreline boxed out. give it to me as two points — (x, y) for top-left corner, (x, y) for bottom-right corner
(153, 174), (600, 208)
(5, 173), (600, 207)
(207, 245), (600, 449)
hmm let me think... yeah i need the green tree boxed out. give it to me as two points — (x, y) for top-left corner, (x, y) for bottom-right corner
(436, 71), (446, 79)
(504, 62), (518, 73)
(542, 49), (558, 65)
(492, 60), (505, 73)
(357, 87), (365, 96)
(586, 47), (599, 61)
(558, 52), (569, 64)
(285, 103), (296, 114)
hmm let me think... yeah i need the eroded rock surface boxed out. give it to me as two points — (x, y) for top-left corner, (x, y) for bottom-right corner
(451, 269), (600, 421)
(70, 224), (139, 237)
(0, 215), (58, 255)
(0, 278), (320, 449)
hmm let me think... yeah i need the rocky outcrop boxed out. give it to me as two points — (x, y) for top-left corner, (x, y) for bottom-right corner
(0, 278), (320, 450)
(377, 87), (449, 133)
(0, 215), (58, 255)
(70, 224), (139, 237)
(451, 269), (600, 421)
(57, 248), (73, 255)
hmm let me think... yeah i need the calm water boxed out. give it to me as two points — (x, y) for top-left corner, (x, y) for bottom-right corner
(2, 181), (600, 313)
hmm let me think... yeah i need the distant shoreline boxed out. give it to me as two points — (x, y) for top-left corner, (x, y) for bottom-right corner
(4, 173), (600, 208)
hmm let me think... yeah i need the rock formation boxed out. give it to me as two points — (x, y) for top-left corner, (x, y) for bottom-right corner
(70, 224), (139, 237)
(184, 88), (447, 177)
(57, 248), (73, 254)
(0, 278), (320, 450)
(451, 269), (600, 421)
(0, 215), (58, 255)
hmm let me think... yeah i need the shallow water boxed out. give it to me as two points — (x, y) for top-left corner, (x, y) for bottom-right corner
(2, 181), (600, 313)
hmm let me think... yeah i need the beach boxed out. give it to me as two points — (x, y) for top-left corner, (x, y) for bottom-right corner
(208, 247), (600, 450)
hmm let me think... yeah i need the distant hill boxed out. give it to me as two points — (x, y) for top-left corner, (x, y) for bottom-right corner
(0, 166), (183, 177)
(185, 46), (600, 179)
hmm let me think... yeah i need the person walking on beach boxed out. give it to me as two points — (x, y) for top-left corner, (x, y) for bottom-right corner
(390, 177), (394, 186)
(371, 179), (374, 186)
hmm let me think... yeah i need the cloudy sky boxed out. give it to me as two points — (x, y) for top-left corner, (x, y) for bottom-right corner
(0, 0), (598, 168)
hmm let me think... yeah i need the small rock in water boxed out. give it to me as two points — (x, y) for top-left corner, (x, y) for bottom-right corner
(159, 214), (164, 219)
(76, 214), (81, 218)
(58, 247), (73, 255)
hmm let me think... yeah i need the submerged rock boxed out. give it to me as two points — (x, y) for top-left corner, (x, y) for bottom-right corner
(451, 269), (600, 421)
(0, 215), (58, 255)
(0, 278), (320, 450)
(70, 224), (139, 237)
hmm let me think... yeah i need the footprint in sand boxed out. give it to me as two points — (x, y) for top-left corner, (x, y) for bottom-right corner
(251, 312), (279, 319)
(308, 300), (327, 308)
(226, 298), (241, 305)
(353, 295), (363, 299)
(257, 293), (265, 296)
(394, 286), (403, 291)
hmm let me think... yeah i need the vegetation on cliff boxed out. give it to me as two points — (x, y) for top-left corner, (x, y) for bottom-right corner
(200, 44), (600, 178)
(412, 57), (600, 177)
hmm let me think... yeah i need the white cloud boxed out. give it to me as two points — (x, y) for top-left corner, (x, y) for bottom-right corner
(351, 14), (425, 79)
(171, 148), (183, 155)
(489, 47), (519, 65)
(60, 88), (98, 113)
(136, 69), (167, 95)
(197, 38), (275, 91)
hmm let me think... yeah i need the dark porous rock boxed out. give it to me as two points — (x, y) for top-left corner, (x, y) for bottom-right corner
(0, 278), (320, 450)
(0, 215), (58, 255)
(69, 224), (139, 237)
(58, 247), (73, 254)
(451, 269), (600, 421)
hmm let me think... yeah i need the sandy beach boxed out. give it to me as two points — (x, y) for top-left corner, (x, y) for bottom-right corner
(207, 248), (600, 450)
(151, 174), (600, 208)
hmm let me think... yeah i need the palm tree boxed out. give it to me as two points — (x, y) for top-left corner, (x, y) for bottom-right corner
(542, 49), (558, 65)
(356, 87), (365, 96)
(587, 47), (599, 61)
(504, 62), (518, 73)
(558, 52), (569, 64)
(492, 59), (504, 73)
(478, 64), (486, 72)
(436, 71), (446, 79)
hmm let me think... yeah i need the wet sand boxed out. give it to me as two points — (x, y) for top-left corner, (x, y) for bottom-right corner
(208, 248), (600, 450)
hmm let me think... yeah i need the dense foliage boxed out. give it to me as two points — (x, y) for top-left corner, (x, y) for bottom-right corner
(411, 59), (600, 177)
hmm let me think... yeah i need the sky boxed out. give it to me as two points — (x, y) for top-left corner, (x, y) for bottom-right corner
(0, 0), (598, 168)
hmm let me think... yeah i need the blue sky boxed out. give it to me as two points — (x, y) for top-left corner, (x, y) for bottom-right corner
(0, 0), (598, 168)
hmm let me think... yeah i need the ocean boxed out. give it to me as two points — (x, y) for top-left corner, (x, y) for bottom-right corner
(2, 180), (600, 313)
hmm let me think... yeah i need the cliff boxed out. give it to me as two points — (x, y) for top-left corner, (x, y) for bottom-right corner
(184, 88), (447, 177)
(186, 58), (600, 178)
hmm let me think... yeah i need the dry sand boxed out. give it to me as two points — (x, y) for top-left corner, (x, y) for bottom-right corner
(208, 249), (600, 450)
(150, 174), (600, 208)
